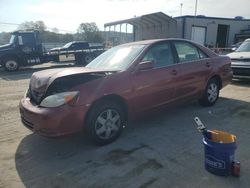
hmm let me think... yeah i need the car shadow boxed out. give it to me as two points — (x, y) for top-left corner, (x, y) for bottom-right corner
(15, 97), (250, 187)
(0, 62), (76, 81)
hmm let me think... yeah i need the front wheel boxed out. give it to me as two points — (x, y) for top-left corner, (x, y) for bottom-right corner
(199, 78), (219, 106)
(86, 100), (125, 145)
(3, 57), (19, 71)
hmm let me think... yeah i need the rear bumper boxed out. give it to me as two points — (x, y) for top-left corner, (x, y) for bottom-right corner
(19, 98), (88, 137)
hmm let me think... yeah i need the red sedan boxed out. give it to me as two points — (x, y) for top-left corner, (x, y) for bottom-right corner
(19, 39), (232, 145)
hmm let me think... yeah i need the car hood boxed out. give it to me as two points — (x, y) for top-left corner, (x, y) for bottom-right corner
(49, 47), (60, 51)
(30, 67), (113, 92)
(227, 52), (250, 60)
(227, 51), (250, 67)
(0, 43), (13, 52)
(49, 47), (68, 51)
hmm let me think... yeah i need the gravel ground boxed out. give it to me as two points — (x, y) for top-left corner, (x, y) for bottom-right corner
(0, 64), (250, 188)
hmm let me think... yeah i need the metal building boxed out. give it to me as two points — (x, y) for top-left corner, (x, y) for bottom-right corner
(104, 12), (177, 46)
(175, 15), (250, 48)
(104, 12), (250, 48)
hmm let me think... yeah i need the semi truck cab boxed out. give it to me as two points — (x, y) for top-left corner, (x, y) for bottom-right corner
(0, 30), (105, 72)
(0, 30), (46, 71)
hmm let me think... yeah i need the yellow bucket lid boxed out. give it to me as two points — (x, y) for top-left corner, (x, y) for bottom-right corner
(210, 130), (236, 143)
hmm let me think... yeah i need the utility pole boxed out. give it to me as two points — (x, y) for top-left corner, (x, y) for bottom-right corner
(194, 0), (198, 16)
(192, 0), (198, 41)
(180, 3), (183, 16)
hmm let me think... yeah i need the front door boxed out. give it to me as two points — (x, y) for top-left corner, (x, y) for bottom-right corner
(131, 42), (179, 113)
(18, 33), (42, 64)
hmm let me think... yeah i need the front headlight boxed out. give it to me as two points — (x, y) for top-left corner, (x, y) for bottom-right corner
(40, 91), (79, 108)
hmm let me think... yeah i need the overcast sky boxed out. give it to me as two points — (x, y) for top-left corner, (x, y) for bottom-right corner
(0, 0), (250, 33)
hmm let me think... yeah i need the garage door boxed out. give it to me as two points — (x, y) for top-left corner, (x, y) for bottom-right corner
(191, 26), (206, 45)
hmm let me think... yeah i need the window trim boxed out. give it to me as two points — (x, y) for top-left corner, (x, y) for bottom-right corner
(197, 48), (209, 59)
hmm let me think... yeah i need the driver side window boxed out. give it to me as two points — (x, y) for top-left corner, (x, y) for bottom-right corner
(142, 43), (174, 68)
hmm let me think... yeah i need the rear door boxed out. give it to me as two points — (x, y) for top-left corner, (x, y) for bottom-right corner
(173, 41), (212, 100)
(131, 42), (180, 113)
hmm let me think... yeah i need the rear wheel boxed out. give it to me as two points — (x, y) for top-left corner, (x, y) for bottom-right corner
(86, 100), (125, 145)
(199, 78), (219, 106)
(3, 57), (19, 71)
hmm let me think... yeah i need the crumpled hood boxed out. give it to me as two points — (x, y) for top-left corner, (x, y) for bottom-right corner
(227, 52), (250, 59)
(30, 67), (110, 92)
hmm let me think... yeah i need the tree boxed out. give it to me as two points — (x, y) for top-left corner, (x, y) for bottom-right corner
(18, 21), (46, 31)
(51, 27), (59, 33)
(0, 32), (11, 44)
(77, 22), (103, 43)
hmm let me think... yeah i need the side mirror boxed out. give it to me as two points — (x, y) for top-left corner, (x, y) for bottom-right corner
(135, 61), (154, 72)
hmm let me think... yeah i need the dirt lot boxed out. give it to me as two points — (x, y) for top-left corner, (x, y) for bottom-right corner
(0, 64), (250, 188)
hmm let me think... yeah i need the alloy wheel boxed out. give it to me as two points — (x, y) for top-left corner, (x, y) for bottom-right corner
(94, 109), (121, 140)
(207, 83), (218, 103)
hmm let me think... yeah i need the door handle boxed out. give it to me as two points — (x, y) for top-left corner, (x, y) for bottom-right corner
(206, 62), (211, 67)
(171, 69), (177, 75)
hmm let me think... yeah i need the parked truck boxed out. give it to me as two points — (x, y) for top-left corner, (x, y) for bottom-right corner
(0, 30), (105, 71)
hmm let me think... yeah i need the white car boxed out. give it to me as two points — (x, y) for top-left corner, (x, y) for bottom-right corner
(227, 39), (250, 78)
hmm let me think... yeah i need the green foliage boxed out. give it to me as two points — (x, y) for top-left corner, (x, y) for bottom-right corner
(18, 21), (46, 31)
(0, 32), (11, 44)
(77, 22), (103, 43)
(39, 31), (74, 43)
(0, 21), (103, 44)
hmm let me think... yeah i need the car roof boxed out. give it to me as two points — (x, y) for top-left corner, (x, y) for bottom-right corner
(119, 38), (200, 47)
(118, 38), (218, 58)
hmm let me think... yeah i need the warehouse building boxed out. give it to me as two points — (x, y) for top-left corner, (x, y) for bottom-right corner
(104, 12), (250, 48)
(175, 15), (250, 48)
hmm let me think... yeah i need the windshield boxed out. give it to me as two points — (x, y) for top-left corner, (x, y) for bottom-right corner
(9, 35), (16, 44)
(86, 44), (145, 71)
(63, 42), (72, 48)
(236, 40), (250, 52)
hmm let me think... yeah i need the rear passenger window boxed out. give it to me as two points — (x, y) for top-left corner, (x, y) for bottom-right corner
(80, 42), (89, 49)
(174, 42), (205, 62)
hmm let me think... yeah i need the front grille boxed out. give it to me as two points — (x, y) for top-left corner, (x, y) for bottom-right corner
(27, 87), (44, 105)
(231, 58), (250, 62)
(232, 67), (250, 76)
(21, 116), (34, 129)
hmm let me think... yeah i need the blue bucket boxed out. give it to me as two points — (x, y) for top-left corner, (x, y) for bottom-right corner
(203, 136), (237, 176)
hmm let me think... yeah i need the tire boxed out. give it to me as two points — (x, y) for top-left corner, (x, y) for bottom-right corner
(84, 55), (93, 64)
(74, 53), (83, 65)
(3, 57), (19, 72)
(86, 100), (125, 145)
(199, 78), (220, 106)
